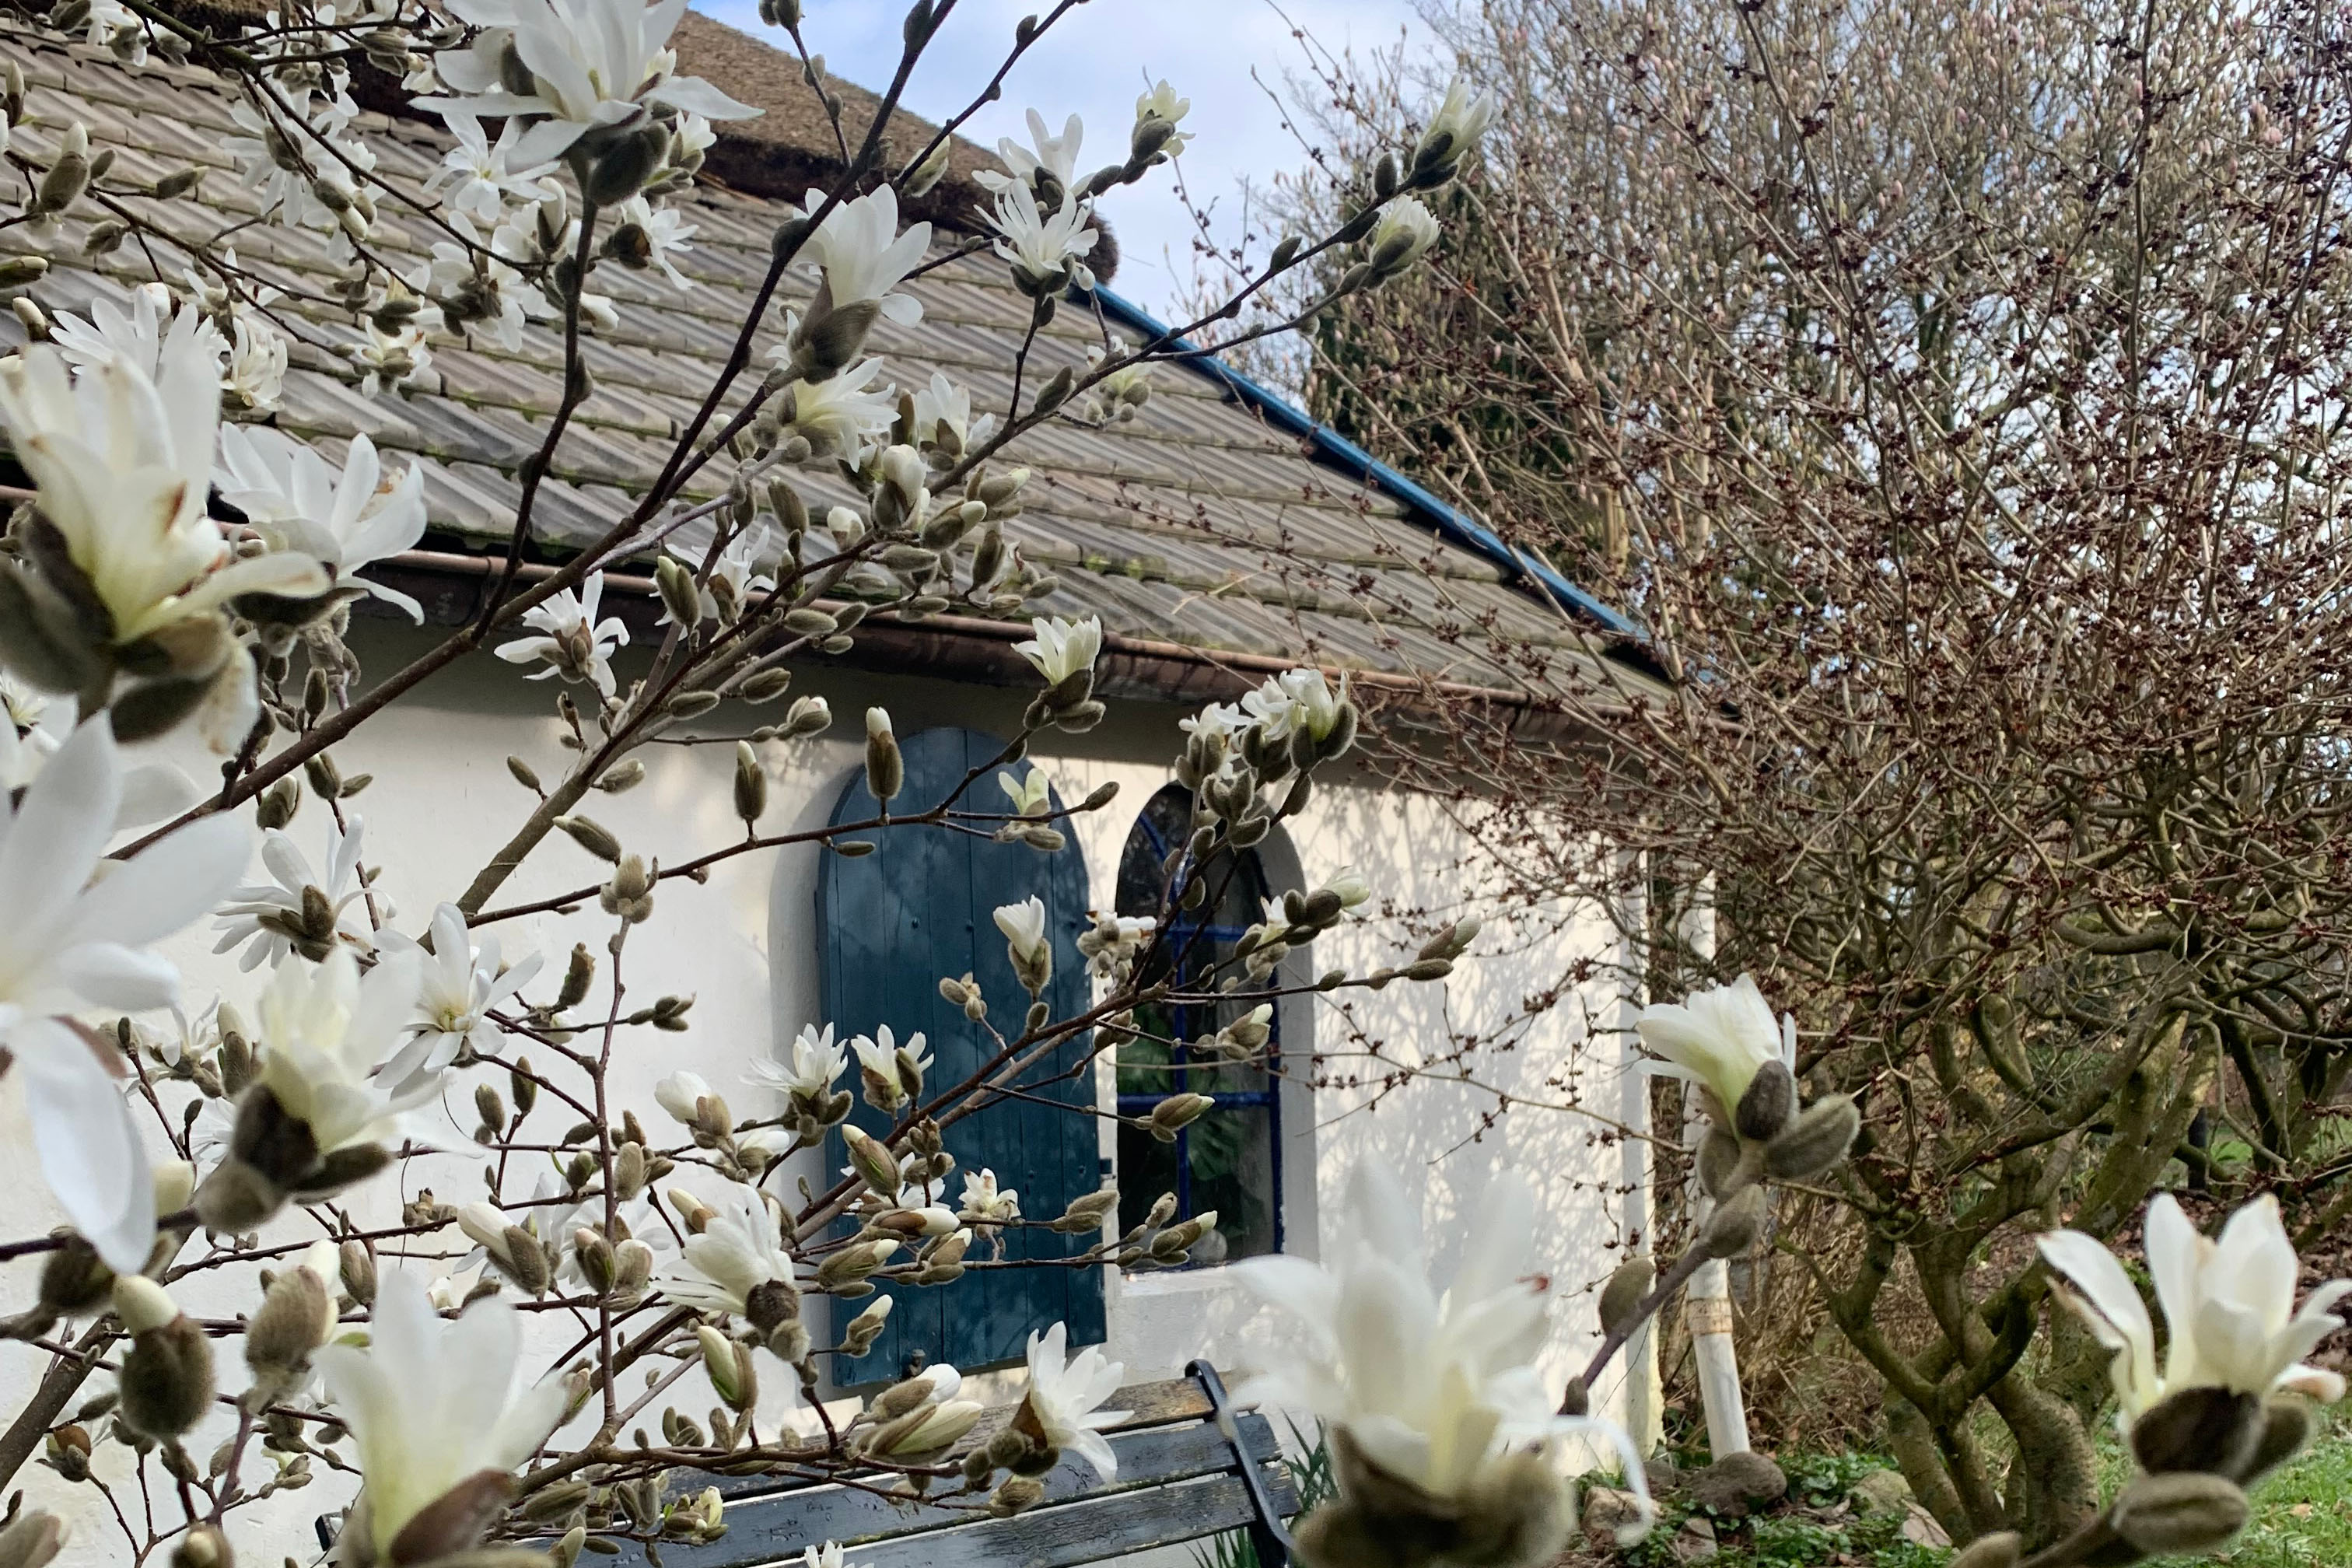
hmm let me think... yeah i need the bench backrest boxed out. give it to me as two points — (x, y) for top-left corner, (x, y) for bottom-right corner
(614, 1375), (1299, 1568)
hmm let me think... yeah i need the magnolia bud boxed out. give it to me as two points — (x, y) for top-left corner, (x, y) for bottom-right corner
(866, 708), (903, 802)
(1052, 1186), (1120, 1233)
(989, 1475), (1045, 1517)
(1598, 1257), (1655, 1335)
(2130, 1385), (2263, 1477)
(1147, 1093), (1213, 1143)
(1734, 1060), (1797, 1143)
(1696, 1127), (1745, 1200)
(735, 740), (769, 823)
(1765, 1096), (1861, 1182)
(839, 1294), (894, 1356)
(1699, 1185), (1768, 1259)
(670, 1188), (714, 1233)
(340, 1240), (376, 1305)
(656, 555), (702, 626)
(2110, 1471), (2249, 1555)
(555, 814), (622, 862)
(171, 1524), (229, 1568)
(1150, 1212), (1218, 1261)
(2239, 1396), (2315, 1483)
(1946, 1534), (2022, 1568)
(842, 1124), (902, 1201)
(113, 1276), (178, 1335)
(601, 854), (656, 923)
(152, 1160), (195, 1218)
(37, 1236), (113, 1318)
(558, 943), (597, 1009)
(697, 1325), (758, 1411)
(0, 1509), (66, 1568)
(245, 1264), (334, 1394)
(119, 1317), (215, 1440)
(814, 1239), (898, 1295)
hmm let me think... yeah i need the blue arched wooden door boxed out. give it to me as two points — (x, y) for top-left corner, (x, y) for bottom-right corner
(817, 726), (1106, 1377)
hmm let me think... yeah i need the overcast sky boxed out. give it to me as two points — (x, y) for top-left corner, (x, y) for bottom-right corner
(693, 0), (1435, 319)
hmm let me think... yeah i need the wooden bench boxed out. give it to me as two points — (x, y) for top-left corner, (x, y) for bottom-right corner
(606, 1361), (1298, 1568)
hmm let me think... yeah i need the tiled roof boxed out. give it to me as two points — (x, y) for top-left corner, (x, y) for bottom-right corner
(0, 21), (1643, 698)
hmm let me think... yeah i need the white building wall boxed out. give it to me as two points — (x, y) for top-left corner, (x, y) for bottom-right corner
(0, 620), (1644, 1566)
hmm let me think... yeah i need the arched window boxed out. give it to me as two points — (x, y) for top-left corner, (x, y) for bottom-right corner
(1112, 783), (1287, 1263)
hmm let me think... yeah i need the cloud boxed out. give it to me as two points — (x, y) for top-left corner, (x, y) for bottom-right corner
(693, 0), (1431, 316)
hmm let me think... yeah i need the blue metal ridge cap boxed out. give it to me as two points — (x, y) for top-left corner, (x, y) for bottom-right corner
(1080, 284), (1642, 642)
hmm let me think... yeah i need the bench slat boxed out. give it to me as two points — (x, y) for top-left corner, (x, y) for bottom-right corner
(615, 1412), (1297, 1568)
(803, 1472), (1283, 1568)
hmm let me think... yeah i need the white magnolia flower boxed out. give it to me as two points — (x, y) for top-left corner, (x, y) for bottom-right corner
(1241, 668), (1348, 744)
(793, 184), (930, 327)
(866, 1363), (981, 1454)
(427, 1262), (492, 1312)
(994, 896), (1050, 967)
(772, 358), (898, 466)
(215, 426), (431, 620)
(1020, 1321), (1125, 1479)
(983, 182), (1099, 292)
(2038, 1194), (2351, 1430)
(1367, 196), (1440, 274)
(661, 1181), (795, 1318)
(494, 573), (629, 698)
(421, 0), (759, 165)
(0, 684), (198, 826)
(50, 283), (226, 385)
(851, 1026), (928, 1091)
(1014, 615), (1103, 686)
(429, 110), (559, 223)
(0, 344), (326, 645)
(386, 902), (544, 1080)
(222, 311), (289, 412)
(1233, 1160), (1651, 1526)
(910, 370), (996, 454)
(1179, 701), (1247, 747)
(252, 947), (438, 1152)
(655, 1069), (716, 1125)
(802, 1545), (844, 1568)
(1132, 80), (1192, 160)
(977, 109), (1085, 197)
(616, 194), (698, 289)
(1417, 76), (1497, 170)
(1633, 975), (1794, 1125)
(348, 320), (434, 397)
(659, 524), (775, 626)
(315, 1271), (568, 1562)
(212, 816), (376, 971)
(959, 1168), (1020, 1227)
(999, 765), (1052, 817)
(747, 1022), (847, 1101)
(0, 721), (248, 1269)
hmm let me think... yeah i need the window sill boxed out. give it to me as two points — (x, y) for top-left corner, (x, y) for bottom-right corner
(1116, 1262), (1265, 1299)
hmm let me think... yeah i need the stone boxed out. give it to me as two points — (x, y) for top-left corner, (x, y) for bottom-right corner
(1672, 1514), (1719, 1561)
(1644, 1455), (1682, 1496)
(1901, 1501), (1954, 1548)
(1685, 1451), (1788, 1517)
(1850, 1468), (1915, 1515)
(1580, 1484), (1649, 1542)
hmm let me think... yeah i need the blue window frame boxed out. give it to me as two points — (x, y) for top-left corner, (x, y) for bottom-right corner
(1112, 784), (1284, 1263)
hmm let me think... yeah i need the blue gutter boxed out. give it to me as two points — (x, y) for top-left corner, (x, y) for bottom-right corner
(1083, 285), (1640, 640)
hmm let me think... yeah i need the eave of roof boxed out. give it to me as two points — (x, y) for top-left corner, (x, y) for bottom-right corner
(1082, 287), (1641, 642)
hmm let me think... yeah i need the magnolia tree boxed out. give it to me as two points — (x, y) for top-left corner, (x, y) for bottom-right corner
(0, 2), (1729, 1566)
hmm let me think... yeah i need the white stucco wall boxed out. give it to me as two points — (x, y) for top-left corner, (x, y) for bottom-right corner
(0, 618), (1647, 1565)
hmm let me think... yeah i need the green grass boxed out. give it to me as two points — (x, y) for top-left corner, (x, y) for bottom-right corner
(1620, 1412), (2350, 1567)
